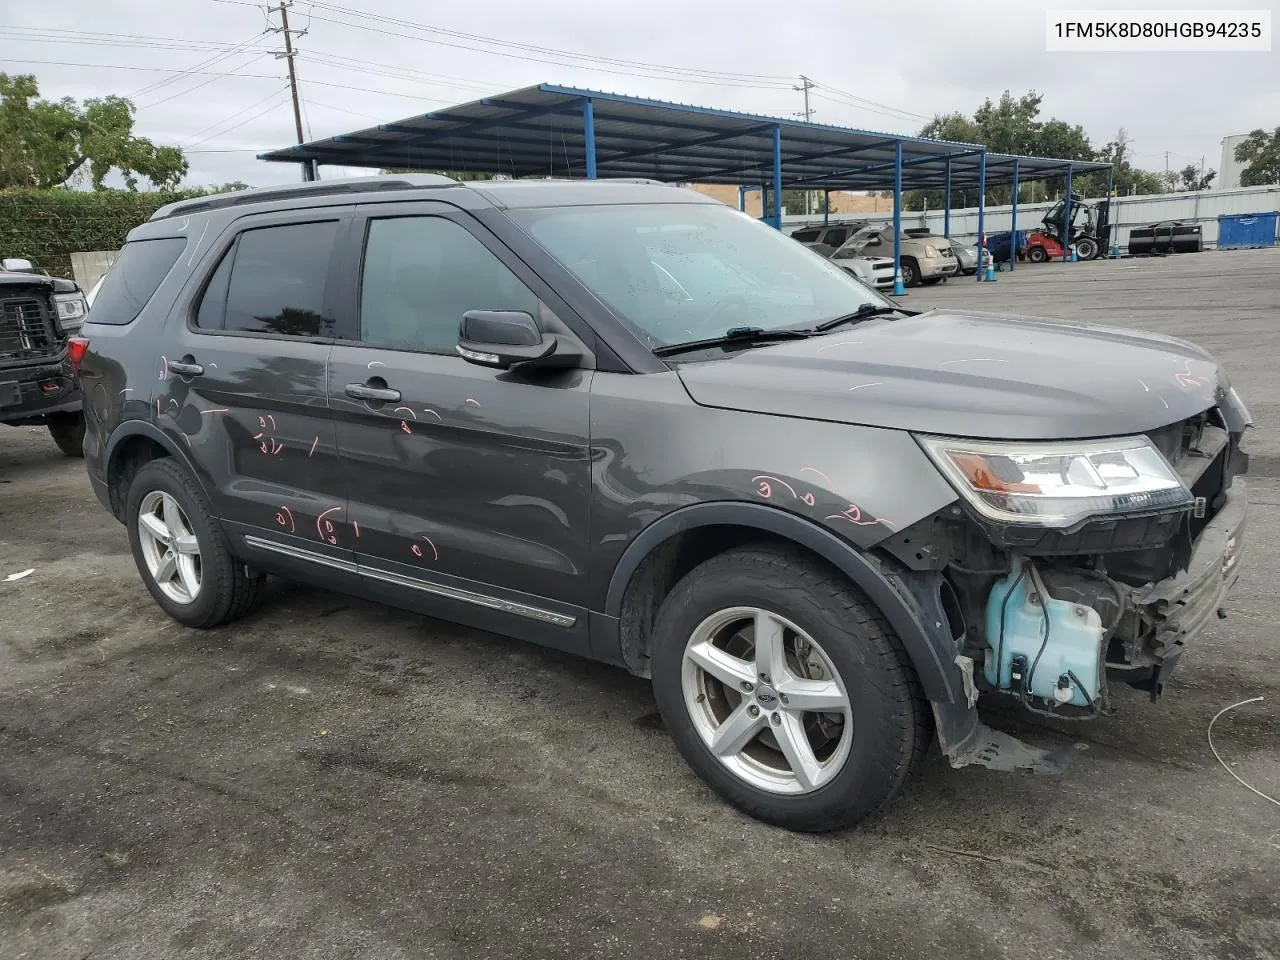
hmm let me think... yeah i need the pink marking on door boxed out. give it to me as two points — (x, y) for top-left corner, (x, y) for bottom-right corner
(315, 506), (342, 544)
(308, 436), (319, 457)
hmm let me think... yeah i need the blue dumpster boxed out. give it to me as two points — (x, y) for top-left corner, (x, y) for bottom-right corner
(1217, 212), (1278, 250)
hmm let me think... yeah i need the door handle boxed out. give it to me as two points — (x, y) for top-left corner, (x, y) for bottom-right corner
(345, 382), (401, 403)
(167, 360), (204, 377)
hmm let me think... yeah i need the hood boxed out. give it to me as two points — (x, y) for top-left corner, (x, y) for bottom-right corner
(675, 309), (1226, 440)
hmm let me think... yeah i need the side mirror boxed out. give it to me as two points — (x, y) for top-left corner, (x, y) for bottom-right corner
(457, 310), (578, 371)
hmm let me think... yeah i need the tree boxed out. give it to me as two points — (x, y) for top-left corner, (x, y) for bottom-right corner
(1087, 128), (1166, 196)
(1233, 127), (1280, 186)
(0, 74), (186, 190)
(1178, 164), (1215, 191)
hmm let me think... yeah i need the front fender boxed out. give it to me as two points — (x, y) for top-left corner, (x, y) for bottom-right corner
(602, 500), (966, 705)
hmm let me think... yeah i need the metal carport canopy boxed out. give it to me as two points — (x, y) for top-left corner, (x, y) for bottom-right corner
(258, 83), (1107, 190)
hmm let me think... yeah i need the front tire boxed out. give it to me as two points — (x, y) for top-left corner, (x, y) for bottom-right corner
(650, 546), (929, 832)
(899, 257), (920, 287)
(126, 458), (265, 628)
(47, 411), (84, 457)
(1027, 245), (1048, 263)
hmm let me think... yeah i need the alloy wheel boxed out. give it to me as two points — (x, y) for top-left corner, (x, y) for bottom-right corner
(136, 490), (203, 604)
(681, 606), (853, 795)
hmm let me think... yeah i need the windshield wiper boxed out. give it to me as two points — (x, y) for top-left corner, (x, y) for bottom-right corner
(814, 303), (916, 332)
(653, 325), (813, 358)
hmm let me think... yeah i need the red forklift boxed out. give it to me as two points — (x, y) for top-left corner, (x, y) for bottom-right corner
(1024, 193), (1113, 262)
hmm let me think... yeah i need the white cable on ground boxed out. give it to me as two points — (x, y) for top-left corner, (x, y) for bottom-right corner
(1207, 696), (1280, 809)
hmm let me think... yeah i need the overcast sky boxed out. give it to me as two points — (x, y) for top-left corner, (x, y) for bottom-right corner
(5, 0), (1278, 190)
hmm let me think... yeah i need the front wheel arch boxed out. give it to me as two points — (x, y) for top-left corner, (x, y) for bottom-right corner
(601, 502), (965, 705)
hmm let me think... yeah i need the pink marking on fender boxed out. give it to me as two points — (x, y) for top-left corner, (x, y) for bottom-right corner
(308, 436), (319, 457)
(751, 475), (796, 499)
(801, 492), (816, 506)
(464, 398), (480, 407)
(1138, 379), (1150, 392)
(353, 521), (360, 538)
(267, 415), (276, 431)
(825, 503), (883, 527)
(275, 506), (296, 533)
(800, 466), (835, 489)
(847, 382), (884, 392)
(201, 408), (230, 415)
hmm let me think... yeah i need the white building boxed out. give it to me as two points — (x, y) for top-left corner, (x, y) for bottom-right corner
(1219, 133), (1252, 190)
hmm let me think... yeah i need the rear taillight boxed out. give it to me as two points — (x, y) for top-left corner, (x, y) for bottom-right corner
(67, 337), (90, 379)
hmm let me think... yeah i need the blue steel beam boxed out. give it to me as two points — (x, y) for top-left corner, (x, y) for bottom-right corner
(594, 122), (776, 165)
(976, 151), (986, 283)
(583, 98), (597, 178)
(944, 156), (951, 238)
(784, 148), (984, 188)
(1064, 164), (1073, 261)
(676, 137), (903, 186)
(771, 125), (783, 228)
(892, 140), (903, 296)
(1009, 157), (1019, 271)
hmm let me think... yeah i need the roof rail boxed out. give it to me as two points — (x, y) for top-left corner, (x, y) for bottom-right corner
(149, 173), (457, 221)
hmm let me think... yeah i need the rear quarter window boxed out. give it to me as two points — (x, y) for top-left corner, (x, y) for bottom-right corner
(87, 237), (187, 326)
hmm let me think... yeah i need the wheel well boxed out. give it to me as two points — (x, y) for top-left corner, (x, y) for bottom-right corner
(618, 525), (830, 677)
(106, 436), (169, 521)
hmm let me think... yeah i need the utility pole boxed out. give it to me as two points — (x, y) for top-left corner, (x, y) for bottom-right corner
(267, 1), (310, 178)
(793, 75), (815, 122)
(793, 75), (816, 213)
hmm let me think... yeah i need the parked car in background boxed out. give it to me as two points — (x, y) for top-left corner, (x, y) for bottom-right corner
(946, 237), (980, 275)
(77, 176), (1250, 833)
(828, 247), (896, 290)
(788, 223), (857, 258)
(0, 256), (89, 455)
(834, 224), (958, 287)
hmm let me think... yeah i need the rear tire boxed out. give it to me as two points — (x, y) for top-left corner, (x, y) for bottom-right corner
(47, 411), (84, 457)
(125, 458), (265, 628)
(650, 546), (929, 832)
(1027, 245), (1048, 263)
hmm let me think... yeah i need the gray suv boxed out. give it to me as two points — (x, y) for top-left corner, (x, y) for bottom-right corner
(75, 176), (1250, 832)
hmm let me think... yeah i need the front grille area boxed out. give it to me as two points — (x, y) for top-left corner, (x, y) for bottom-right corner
(0, 297), (55, 361)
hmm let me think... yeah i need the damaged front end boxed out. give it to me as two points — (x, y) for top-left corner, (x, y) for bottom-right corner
(879, 389), (1251, 772)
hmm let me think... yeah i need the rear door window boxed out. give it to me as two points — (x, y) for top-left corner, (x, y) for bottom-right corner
(194, 221), (339, 337)
(86, 237), (186, 325)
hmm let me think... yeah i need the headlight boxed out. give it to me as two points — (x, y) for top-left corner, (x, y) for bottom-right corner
(923, 245), (938, 258)
(917, 435), (1192, 526)
(54, 293), (88, 332)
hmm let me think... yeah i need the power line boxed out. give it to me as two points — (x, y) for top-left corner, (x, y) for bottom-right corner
(2, 59), (442, 102)
(187, 89), (292, 147)
(184, 84), (291, 143)
(295, 5), (794, 89)
(307, 0), (795, 84)
(128, 31), (270, 99)
(809, 81), (931, 124)
(138, 52), (272, 110)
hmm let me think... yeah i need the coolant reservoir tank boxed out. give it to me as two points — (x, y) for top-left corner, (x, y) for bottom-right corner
(984, 563), (1105, 707)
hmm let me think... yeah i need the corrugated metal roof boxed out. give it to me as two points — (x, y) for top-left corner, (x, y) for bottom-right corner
(259, 83), (1109, 190)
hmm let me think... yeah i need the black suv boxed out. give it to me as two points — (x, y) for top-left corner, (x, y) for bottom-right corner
(77, 176), (1251, 831)
(1, 257), (90, 455)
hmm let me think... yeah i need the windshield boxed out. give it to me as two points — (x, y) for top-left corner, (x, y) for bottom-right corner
(513, 203), (885, 349)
